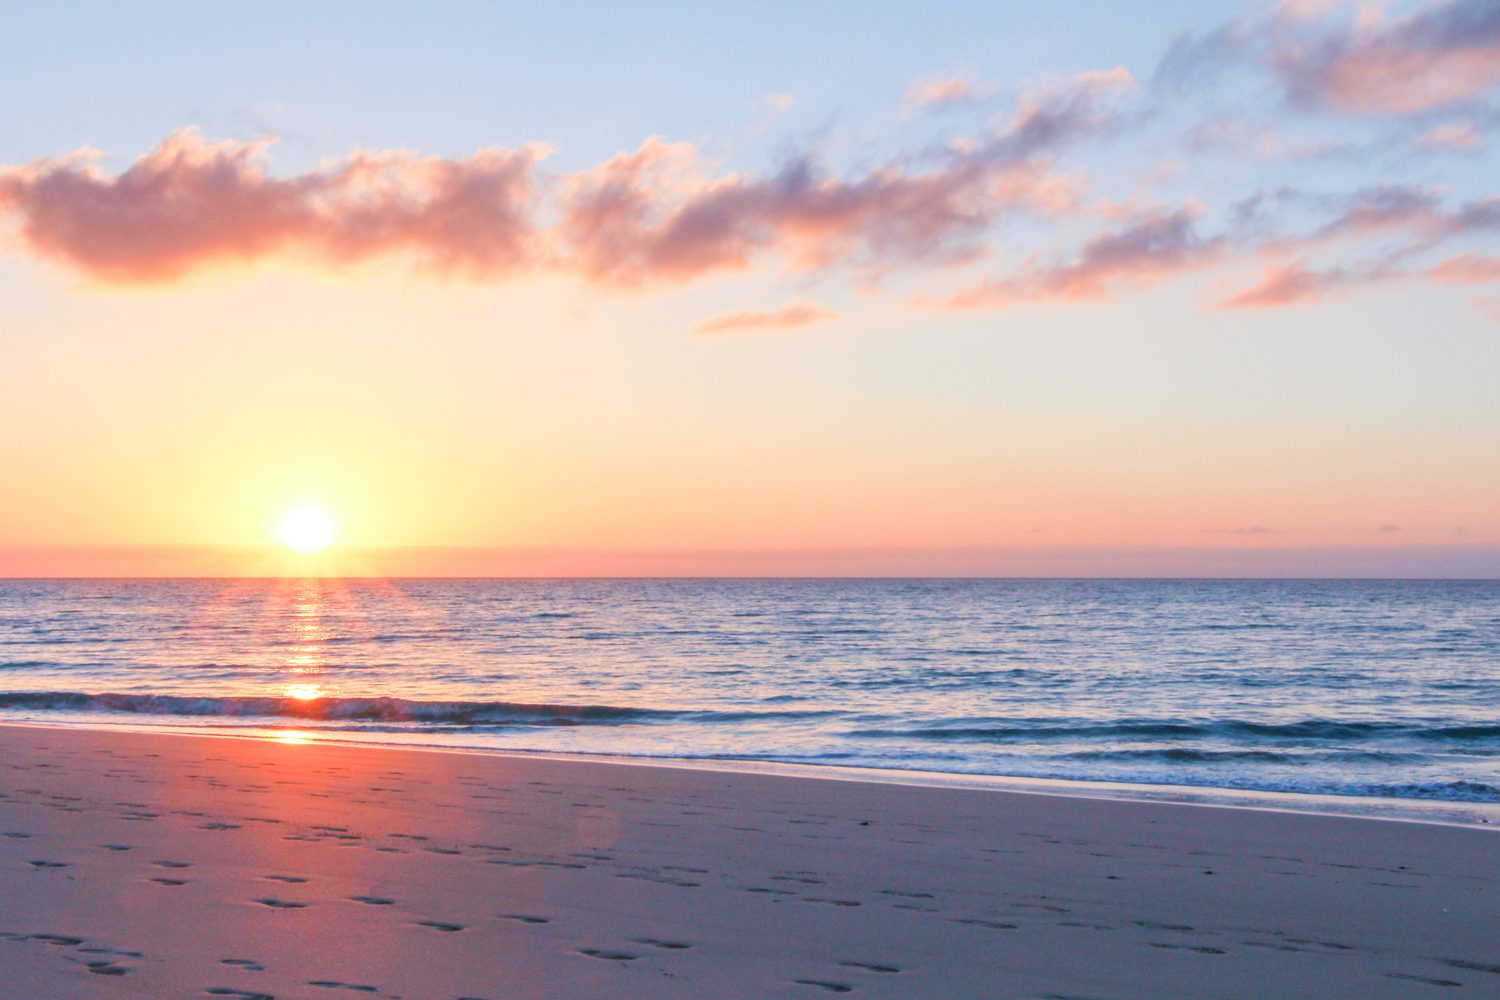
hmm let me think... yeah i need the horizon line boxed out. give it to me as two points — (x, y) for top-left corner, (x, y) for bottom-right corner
(3, 542), (1498, 580)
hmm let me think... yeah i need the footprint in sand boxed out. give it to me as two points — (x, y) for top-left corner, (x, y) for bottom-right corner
(415, 921), (464, 932)
(150, 877), (189, 886)
(221, 959), (265, 971)
(28, 860), (69, 868)
(264, 875), (308, 883)
(498, 914), (549, 924)
(793, 979), (852, 993)
(1133, 920), (1194, 932)
(83, 961), (131, 976)
(578, 948), (637, 961)
(839, 961), (900, 973)
(633, 938), (690, 949)
(79, 947), (142, 959)
(349, 896), (394, 905)
(307, 980), (378, 992)
(205, 990), (274, 999)
(1386, 973), (1463, 987)
(253, 898), (308, 909)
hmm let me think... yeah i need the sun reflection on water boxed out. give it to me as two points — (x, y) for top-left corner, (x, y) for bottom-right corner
(283, 684), (326, 701)
(278, 580), (337, 697)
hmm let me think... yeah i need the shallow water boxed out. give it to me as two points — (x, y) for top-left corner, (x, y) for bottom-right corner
(2, 578), (1498, 803)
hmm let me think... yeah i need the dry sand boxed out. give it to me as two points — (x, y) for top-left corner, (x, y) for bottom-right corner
(1, 724), (1496, 1000)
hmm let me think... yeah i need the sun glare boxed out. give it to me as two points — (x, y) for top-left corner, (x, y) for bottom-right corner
(284, 684), (326, 700)
(277, 507), (336, 553)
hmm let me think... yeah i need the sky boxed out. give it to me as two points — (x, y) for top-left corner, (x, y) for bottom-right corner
(2, 0), (1499, 576)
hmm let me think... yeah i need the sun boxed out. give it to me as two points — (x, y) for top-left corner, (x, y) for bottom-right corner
(277, 507), (336, 553)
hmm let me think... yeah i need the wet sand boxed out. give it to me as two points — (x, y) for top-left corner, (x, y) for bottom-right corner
(1, 723), (1496, 999)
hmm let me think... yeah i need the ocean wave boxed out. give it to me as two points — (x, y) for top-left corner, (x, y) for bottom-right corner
(0, 690), (839, 727)
(844, 718), (1500, 744)
(1061, 749), (1301, 764)
(1354, 780), (1500, 802)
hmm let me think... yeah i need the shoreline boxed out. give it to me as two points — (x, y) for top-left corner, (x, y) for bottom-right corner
(6, 718), (1500, 831)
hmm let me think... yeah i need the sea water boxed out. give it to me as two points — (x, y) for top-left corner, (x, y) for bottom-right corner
(1, 578), (1497, 805)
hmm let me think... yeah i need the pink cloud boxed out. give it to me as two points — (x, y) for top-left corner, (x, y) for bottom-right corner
(1215, 261), (1351, 308)
(1214, 211), (1500, 310)
(692, 301), (838, 335)
(903, 74), (987, 112)
(925, 208), (1224, 309)
(1316, 185), (1448, 240)
(0, 128), (544, 284)
(556, 137), (1090, 290)
(1214, 250), (1418, 309)
(553, 72), (1132, 290)
(1430, 251), (1500, 283)
(557, 149), (1066, 287)
(1417, 122), (1485, 149)
(1273, 0), (1500, 114)
(1473, 294), (1500, 320)
(996, 69), (1134, 155)
(925, 180), (1500, 314)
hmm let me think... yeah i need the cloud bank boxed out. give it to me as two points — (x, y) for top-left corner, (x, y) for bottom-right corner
(3, 0), (1500, 322)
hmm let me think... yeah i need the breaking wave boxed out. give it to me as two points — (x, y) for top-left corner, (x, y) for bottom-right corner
(0, 691), (836, 728)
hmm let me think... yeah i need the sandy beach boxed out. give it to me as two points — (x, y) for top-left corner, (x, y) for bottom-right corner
(2, 724), (1496, 1000)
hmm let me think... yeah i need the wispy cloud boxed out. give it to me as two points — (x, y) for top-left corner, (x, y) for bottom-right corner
(1417, 121), (1485, 149)
(692, 301), (838, 334)
(1272, 0), (1500, 114)
(902, 73), (991, 113)
(1474, 293), (1500, 319)
(1160, 0), (1500, 115)
(1431, 251), (1500, 282)
(922, 208), (1225, 308)
(1201, 525), (1288, 535)
(1215, 259), (1374, 308)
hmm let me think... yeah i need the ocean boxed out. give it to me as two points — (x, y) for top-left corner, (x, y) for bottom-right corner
(2, 578), (1498, 808)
